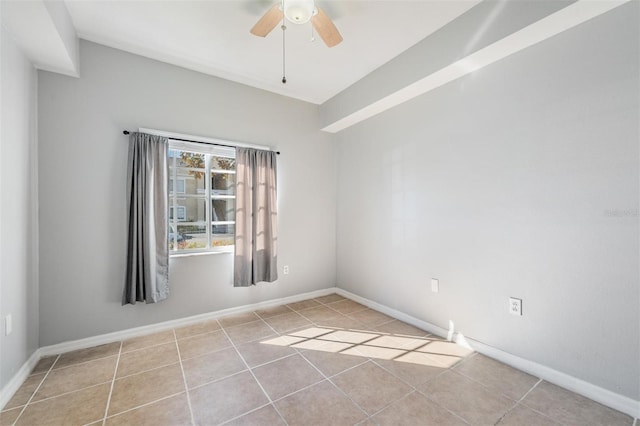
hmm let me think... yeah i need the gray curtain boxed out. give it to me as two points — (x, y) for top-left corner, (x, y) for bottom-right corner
(234, 148), (278, 286)
(123, 132), (170, 304)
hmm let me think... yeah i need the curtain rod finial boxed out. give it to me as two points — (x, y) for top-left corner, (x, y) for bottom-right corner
(123, 130), (130, 135)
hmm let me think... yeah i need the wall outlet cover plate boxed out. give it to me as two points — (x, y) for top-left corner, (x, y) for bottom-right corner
(509, 297), (522, 316)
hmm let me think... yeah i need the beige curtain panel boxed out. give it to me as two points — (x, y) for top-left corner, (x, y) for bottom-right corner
(123, 132), (170, 304)
(234, 148), (278, 286)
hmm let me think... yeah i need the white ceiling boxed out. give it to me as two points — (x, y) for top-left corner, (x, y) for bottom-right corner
(63, 0), (480, 104)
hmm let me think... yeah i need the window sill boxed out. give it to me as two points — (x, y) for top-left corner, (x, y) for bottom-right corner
(170, 250), (232, 259)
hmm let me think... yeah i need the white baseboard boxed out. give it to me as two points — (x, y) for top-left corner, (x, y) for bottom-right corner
(0, 348), (42, 410)
(0, 286), (336, 410)
(335, 288), (640, 420)
(4, 286), (637, 419)
(39, 287), (336, 357)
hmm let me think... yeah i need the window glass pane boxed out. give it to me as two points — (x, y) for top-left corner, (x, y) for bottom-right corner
(174, 169), (205, 194)
(212, 156), (235, 171)
(212, 224), (234, 247)
(168, 142), (237, 254)
(212, 172), (235, 195)
(169, 205), (187, 221)
(169, 179), (186, 194)
(171, 198), (207, 222)
(178, 224), (207, 250)
(212, 198), (235, 222)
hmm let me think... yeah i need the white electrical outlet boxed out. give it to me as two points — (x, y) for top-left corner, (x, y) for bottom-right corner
(5, 314), (12, 336)
(509, 297), (522, 316)
(431, 278), (439, 293)
(283, 265), (289, 275)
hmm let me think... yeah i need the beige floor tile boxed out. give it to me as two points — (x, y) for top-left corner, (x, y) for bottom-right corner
(328, 299), (368, 314)
(252, 354), (324, 400)
(417, 340), (474, 358)
(3, 373), (45, 410)
(254, 305), (293, 319)
(356, 418), (378, 426)
(454, 354), (538, 400)
(121, 330), (175, 353)
(332, 361), (412, 415)
(397, 351), (463, 368)
(263, 312), (313, 333)
(16, 383), (110, 426)
(183, 347), (246, 389)
(314, 315), (371, 330)
(190, 371), (268, 425)
(174, 319), (220, 340)
(366, 335), (430, 351)
(34, 356), (117, 401)
(105, 393), (191, 426)
(320, 329), (379, 344)
(235, 340), (297, 367)
(31, 356), (58, 375)
(275, 380), (367, 426)
(0, 408), (22, 426)
(373, 391), (467, 426)
(374, 358), (444, 387)
(54, 342), (121, 369)
(292, 339), (354, 353)
(108, 363), (185, 416)
(286, 299), (321, 311)
(348, 309), (395, 327)
(342, 344), (406, 360)
(497, 403), (561, 426)
(375, 320), (429, 337)
(302, 348), (367, 377)
(522, 381), (633, 426)
(418, 370), (513, 425)
(296, 306), (343, 323)
(219, 312), (261, 328)
(288, 327), (334, 338)
(314, 294), (347, 304)
(116, 341), (179, 378)
(224, 320), (276, 345)
(224, 404), (286, 426)
(177, 329), (232, 360)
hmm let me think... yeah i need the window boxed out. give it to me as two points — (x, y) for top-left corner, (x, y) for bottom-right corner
(169, 206), (186, 221)
(168, 140), (236, 254)
(169, 178), (186, 194)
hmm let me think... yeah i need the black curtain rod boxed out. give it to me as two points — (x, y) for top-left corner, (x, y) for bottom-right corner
(123, 130), (280, 155)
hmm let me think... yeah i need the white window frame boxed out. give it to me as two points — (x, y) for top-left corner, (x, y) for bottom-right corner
(169, 140), (236, 255)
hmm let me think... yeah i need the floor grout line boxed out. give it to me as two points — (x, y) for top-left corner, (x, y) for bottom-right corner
(295, 348), (370, 419)
(6, 295), (633, 426)
(172, 329), (196, 426)
(101, 341), (123, 426)
(10, 354), (60, 426)
(101, 390), (187, 422)
(217, 321), (290, 426)
(46, 352), (120, 373)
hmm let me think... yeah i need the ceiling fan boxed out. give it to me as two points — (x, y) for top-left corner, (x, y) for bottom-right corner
(250, 0), (343, 48)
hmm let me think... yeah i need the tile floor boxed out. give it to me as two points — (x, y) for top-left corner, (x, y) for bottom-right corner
(0, 293), (635, 426)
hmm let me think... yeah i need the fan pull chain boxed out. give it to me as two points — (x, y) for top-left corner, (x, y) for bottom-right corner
(281, 22), (287, 84)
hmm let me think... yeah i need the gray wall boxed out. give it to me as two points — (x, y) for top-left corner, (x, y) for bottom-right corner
(335, 3), (639, 400)
(38, 41), (336, 346)
(0, 27), (39, 389)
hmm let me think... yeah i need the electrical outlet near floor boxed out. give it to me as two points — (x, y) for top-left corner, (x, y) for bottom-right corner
(431, 278), (439, 293)
(5, 314), (12, 336)
(283, 265), (289, 275)
(509, 297), (522, 316)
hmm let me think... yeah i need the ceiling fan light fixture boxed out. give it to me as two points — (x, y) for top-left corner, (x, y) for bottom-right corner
(284, 0), (315, 24)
